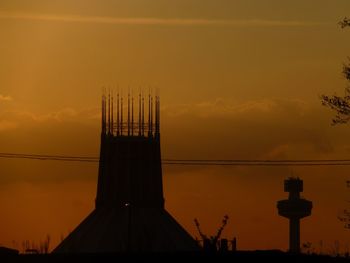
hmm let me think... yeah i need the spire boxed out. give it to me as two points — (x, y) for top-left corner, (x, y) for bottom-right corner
(128, 92), (130, 136)
(142, 95), (145, 136)
(155, 96), (160, 138)
(117, 93), (120, 136)
(101, 90), (106, 135)
(100, 87), (160, 138)
(131, 95), (134, 136)
(150, 96), (153, 136)
(138, 93), (141, 136)
(121, 96), (123, 136)
(108, 90), (111, 135)
(107, 90), (148, 137)
(148, 93), (151, 137)
(111, 92), (114, 135)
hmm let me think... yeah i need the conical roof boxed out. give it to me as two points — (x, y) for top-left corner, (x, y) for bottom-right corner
(53, 206), (198, 253)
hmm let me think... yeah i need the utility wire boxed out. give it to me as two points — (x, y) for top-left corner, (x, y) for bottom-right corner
(1, 152), (350, 166)
(0, 152), (96, 160)
(162, 162), (350, 166)
(164, 159), (350, 163)
(3, 152), (350, 162)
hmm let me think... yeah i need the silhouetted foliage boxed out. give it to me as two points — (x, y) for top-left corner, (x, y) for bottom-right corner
(214, 215), (229, 243)
(194, 218), (207, 241)
(194, 215), (229, 252)
(321, 18), (350, 235)
(338, 181), (350, 229)
(321, 62), (350, 125)
(321, 17), (350, 125)
(302, 242), (313, 254)
(20, 235), (50, 254)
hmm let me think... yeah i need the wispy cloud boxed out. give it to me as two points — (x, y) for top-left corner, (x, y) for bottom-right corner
(163, 98), (309, 118)
(0, 95), (12, 102)
(0, 120), (17, 131)
(2, 107), (99, 124)
(0, 12), (327, 27)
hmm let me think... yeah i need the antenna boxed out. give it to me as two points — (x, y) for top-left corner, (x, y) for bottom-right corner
(155, 96), (160, 138)
(111, 92), (114, 135)
(150, 96), (153, 136)
(148, 93), (151, 137)
(121, 97), (123, 136)
(108, 90), (111, 135)
(154, 96), (157, 136)
(158, 96), (160, 135)
(138, 92), (141, 136)
(101, 89), (106, 135)
(117, 93), (120, 136)
(131, 95), (134, 136)
(142, 95), (144, 136)
(128, 93), (130, 136)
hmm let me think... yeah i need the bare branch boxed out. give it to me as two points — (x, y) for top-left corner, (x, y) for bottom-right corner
(320, 94), (350, 125)
(213, 215), (229, 242)
(343, 61), (350, 81)
(194, 218), (207, 240)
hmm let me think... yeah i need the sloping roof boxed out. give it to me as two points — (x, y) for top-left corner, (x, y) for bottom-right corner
(0, 247), (19, 255)
(53, 206), (199, 253)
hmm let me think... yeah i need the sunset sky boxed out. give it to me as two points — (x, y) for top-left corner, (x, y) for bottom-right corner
(1, 0), (350, 253)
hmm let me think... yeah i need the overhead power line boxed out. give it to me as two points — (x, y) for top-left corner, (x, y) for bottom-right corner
(0, 152), (97, 161)
(1, 152), (350, 166)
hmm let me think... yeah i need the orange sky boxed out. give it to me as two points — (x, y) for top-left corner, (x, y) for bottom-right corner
(1, 0), (350, 253)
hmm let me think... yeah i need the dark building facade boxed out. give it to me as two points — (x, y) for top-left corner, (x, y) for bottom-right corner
(53, 93), (199, 253)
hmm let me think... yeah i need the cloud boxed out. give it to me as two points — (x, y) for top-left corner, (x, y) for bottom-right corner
(0, 106), (99, 136)
(0, 120), (17, 132)
(161, 98), (336, 162)
(0, 98), (333, 159)
(2, 107), (98, 123)
(163, 97), (308, 118)
(0, 12), (327, 27)
(0, 98), (338, 160)
(0, 95), (12, 102)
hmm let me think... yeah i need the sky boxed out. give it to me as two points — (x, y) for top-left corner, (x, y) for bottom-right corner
(1, 0), (350, 253)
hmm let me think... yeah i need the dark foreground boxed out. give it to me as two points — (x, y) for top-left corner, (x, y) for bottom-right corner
(1, 251), (350, 263)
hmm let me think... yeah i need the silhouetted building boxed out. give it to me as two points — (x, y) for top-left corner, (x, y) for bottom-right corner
(277, 177), (312, 253)
(219, 239), (228, 252)
(53, 93), (199, 253)
(0, 247), (19, 255)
